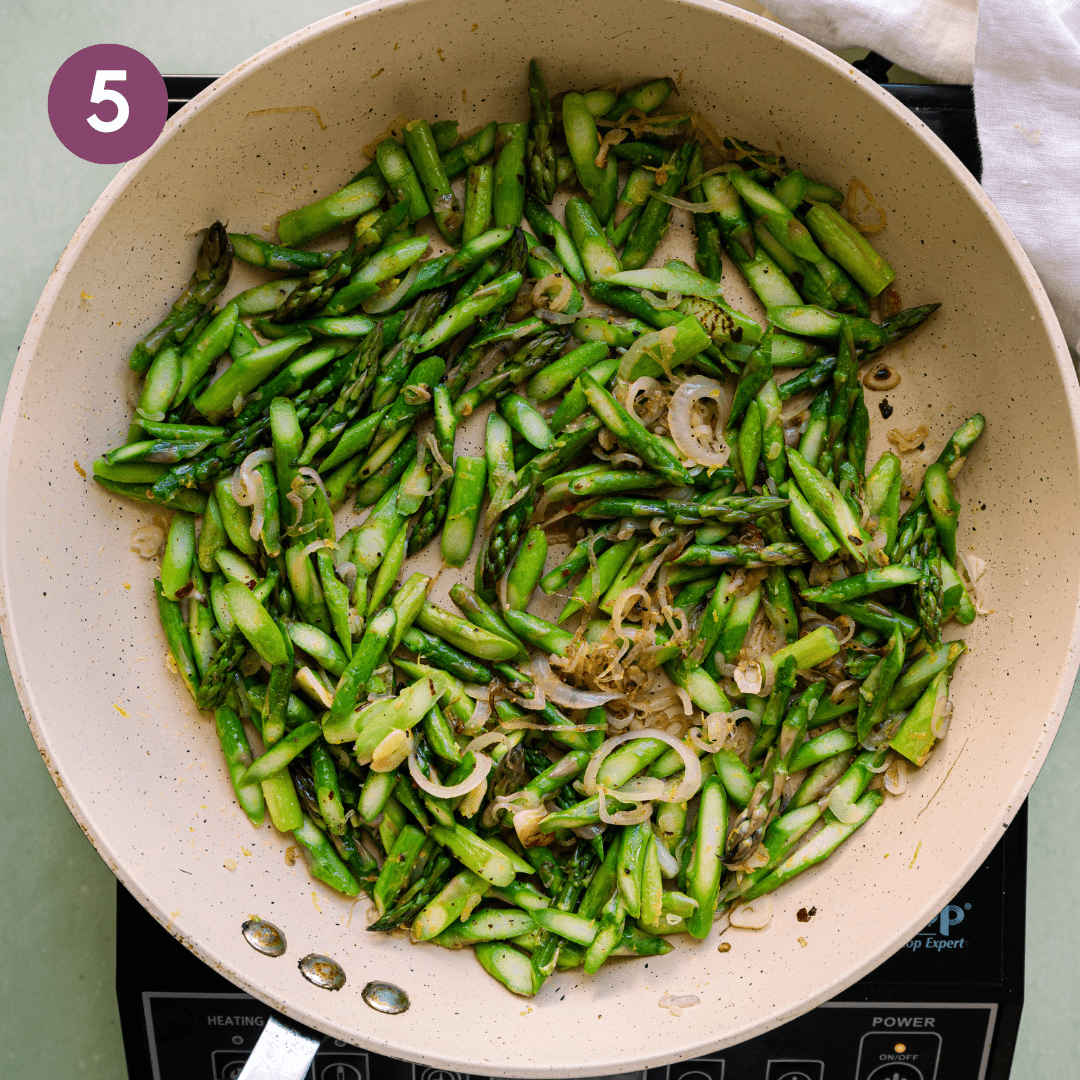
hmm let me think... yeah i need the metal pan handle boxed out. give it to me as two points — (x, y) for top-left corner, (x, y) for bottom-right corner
(237, 1012), (322, 1080)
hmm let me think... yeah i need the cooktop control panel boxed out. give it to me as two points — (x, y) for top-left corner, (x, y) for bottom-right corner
(654, 1003), (993, 1080)
(141, 992), (992, 1080)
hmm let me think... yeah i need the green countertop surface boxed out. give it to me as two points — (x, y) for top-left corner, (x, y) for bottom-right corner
(2, 3), (1077, 1077)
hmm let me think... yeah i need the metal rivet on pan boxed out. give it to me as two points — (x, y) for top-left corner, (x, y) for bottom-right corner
(242, 919), (286, 957)
(362, 980), (410, 1014)
(299, 953), (346, 991)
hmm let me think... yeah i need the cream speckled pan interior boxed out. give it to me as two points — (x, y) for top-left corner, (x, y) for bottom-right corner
(5, 0), (1079, 1074)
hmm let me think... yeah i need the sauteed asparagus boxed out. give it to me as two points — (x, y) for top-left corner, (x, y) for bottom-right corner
(103, 60), (987, 996)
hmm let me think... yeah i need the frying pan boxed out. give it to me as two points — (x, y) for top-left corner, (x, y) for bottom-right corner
(4, 0), (1078, 1074)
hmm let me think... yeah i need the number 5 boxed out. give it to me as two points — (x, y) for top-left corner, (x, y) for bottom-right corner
(87, 69), (129, 133)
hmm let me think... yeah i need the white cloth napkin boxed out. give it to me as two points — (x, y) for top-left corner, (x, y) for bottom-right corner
(976, 0), (1080, 358)
(762, 0), (978, 83)
(761, 0), (1080, 359)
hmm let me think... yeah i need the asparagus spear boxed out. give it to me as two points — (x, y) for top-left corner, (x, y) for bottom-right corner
(562, 92), (618, 223)
(403, 119), (463, 244)
(527, 61), (558, 202)
(129, 223), (233, 373)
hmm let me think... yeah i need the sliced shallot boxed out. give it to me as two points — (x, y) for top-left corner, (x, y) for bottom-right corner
(371, 729), (412, 773)
(246, 470), (267, 542)
(728, 896), (773, 929)
(231, 448), (275, 506)
(462, 698), (491, 734)
(654, 839), (680, 878)
(481, 789), (541, 828)
(612, 776), (667, 802)
(130, 525), (165, 558)
(530, 653), (622, 708)
(617, 325), (679, 390)
(583, 727), (702, 804)
(884, 758), (908, 795)
(625, 376), (663, 424)
(669, 375), (731, 467)
(512, 806), (551, 847)
(597, 787), (653, 826)
(409, 747), (491, 798)
(531, 273), (573, 313)
(296, 466), (328, 507)
(932, 696), (953, 739)
(466, 731), (507, 755)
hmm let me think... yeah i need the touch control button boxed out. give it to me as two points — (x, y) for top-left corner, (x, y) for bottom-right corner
(867, 1065), (925, 1080)
(766, 1061), (824, 1080)
(856, 1031), (942, 1080)
(320, 1065), (364, 1080)
(667, 1057), (725, 1080)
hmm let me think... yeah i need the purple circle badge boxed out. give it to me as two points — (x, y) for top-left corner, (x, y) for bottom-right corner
(48, 44), (167, 165)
